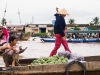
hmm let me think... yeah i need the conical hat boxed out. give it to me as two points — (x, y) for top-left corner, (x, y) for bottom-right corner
(57, 8), (69, 15)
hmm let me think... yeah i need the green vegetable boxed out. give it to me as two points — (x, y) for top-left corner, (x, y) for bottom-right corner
(30, 55), (68, 66)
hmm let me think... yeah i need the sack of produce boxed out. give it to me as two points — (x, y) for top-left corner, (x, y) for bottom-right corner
(58, 51), (70, 59)
(58, 51), (84, 61)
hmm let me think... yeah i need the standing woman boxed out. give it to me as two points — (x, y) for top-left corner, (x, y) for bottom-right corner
(2, 25), (9, 42)
(50, 8), (71, 56)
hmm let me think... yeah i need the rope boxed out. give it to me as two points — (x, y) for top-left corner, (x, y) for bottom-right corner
(66, 60), (86, 75)
(15, 60), (21, 66)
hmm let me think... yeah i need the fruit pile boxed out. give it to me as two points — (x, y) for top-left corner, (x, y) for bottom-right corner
(30, 55), (68, 66)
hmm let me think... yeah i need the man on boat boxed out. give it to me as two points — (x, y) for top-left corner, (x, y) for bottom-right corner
(0, 36), (20, 70)
(50, 8), (71, 56)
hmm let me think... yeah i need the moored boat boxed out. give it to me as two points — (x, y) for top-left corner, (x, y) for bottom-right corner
(19, 35), (31, 41)
(9, 31), (31, 41)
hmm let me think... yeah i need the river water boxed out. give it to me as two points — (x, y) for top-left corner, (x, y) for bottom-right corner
(0, 37), (100, 66)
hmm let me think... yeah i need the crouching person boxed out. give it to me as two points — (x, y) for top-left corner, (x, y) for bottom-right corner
(1, 36), (20, 70)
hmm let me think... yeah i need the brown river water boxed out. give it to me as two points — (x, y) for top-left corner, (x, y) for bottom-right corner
(0, 37), (100, 66)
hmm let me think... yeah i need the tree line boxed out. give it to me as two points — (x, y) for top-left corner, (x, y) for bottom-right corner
(68, 17), (100, 26)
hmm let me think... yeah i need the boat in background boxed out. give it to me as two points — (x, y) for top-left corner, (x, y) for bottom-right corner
(40, 38), (100, 43)
(9, 31), (31, 41)
(18, 35), (31, 41)
(41, 30), (100, 43)
(66, 30), (100, 33)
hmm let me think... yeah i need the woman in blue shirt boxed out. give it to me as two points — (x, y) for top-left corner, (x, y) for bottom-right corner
(50, 8), (71, 56)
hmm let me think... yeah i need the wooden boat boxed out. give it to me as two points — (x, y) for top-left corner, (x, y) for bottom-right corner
(9, 31), (31, 41)
(0, 55), (100, 75)
(18, 35), (31, 41)
(40, 38), (100, 43)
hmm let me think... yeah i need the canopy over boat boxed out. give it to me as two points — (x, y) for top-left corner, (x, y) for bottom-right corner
(66, 30), (100, 33)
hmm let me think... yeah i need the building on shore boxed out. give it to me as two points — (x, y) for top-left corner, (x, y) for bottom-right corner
(6, 24), (100, 33)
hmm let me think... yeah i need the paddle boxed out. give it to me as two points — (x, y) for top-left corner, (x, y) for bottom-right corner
(19, 47), (28, 54)
(0, 47), (28, 56)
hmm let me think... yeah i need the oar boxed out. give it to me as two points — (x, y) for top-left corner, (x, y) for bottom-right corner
(0, 50), (10, 56)
(19, 47), (28, 54)
(0, 47), (28, 56)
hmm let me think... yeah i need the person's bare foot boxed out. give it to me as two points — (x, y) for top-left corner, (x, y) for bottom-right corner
(12, 61), (15, 67)
(12, 64), (15, 67)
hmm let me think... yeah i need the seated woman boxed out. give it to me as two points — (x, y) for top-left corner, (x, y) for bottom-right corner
(0, 36), (20, 70)
(0, 33), (7, 54)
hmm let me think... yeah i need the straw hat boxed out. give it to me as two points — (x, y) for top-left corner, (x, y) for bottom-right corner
(3, 25), (7, 29)
(57, 8), (69, 15)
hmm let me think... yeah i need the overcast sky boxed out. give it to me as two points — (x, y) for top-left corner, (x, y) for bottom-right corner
(0, 0), (100, 25)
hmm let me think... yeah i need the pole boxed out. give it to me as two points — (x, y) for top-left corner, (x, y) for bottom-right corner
(9, 20), (12, 25)
(18, 8), (21, 25)
(2, 3), (7, 26)
(32, 16), (34, 24)
(3, 3), (7, 19)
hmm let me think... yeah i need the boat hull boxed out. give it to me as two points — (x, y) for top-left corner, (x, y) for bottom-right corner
(41, 38), (100, 43)
(0, 56), (100, 75)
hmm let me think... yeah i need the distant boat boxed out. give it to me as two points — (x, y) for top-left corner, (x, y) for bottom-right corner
(9, 31), (31, 41)
(19, 35), (31, 41)
(66, 30), (100, 33)
(40, 38), (100, 43)
(41, 30), (100, 43)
